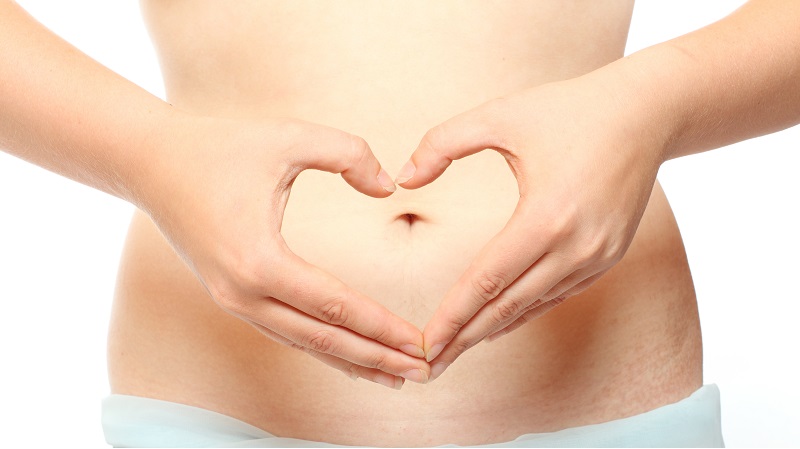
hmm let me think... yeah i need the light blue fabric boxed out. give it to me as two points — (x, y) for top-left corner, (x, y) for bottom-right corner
(102, 384), (724, 448)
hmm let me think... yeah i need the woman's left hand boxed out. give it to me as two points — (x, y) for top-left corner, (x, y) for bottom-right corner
(395, 75), (669, 380)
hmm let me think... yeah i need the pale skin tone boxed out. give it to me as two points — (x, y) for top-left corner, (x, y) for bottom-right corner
(409, 0), (800, 378)
(1, 0), (799, 391)
(0, 0), (430, 387)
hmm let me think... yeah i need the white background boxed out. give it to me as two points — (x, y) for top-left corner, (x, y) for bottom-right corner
(0, 1), (797, 447)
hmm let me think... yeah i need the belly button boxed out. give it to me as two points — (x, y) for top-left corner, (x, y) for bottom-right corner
(398, 213), (419, 226)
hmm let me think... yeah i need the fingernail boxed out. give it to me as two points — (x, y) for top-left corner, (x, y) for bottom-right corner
(395, 160), (416, 184)
(373, 372), (403, 390)
(400, 344), (426, 358)
(430, 363), (449, 381)
(400, 368), (429, 384)
(426, 343), (444, 362)
(377, 168), (396, 193)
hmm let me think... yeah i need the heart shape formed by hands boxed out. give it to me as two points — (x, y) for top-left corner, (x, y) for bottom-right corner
(171, 77), (660, 390)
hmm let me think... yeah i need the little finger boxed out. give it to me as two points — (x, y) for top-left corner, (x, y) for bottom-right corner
(246, 321), (406, 389)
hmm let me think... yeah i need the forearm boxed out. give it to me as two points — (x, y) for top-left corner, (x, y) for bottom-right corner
(0, 1), (177, 206)
(595, 0), (800, 162)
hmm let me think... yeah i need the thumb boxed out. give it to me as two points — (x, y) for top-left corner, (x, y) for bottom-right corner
(396, 106), (502, 189)
(284, 121), (396, 198)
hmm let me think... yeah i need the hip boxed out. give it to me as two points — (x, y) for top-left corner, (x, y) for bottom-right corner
(108, 159), (702, 446)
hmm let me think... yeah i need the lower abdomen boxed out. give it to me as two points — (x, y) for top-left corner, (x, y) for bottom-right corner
(108, 141), (701, 446)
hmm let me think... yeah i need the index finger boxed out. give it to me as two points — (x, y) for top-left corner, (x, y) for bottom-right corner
(396, 104), (503, 190)
(270, 245), (426, 359)
(421, 203), (549, 361)
(279, 120), (396, 198)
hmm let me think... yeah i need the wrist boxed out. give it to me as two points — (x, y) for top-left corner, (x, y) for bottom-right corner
(582, 43), (695, 165)
(124, 107), (203, 215)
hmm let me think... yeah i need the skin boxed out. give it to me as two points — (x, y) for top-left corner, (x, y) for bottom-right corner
(0, 0), (798, 445)
(0, 0), (430, 387)
(406, 0), (800, 379)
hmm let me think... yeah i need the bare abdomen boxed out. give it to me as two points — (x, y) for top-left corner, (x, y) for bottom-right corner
(109, 2), (700, 445)
(109, 152), (701, 446)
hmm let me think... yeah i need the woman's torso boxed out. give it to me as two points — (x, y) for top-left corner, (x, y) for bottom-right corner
(108, 1), (702, 446)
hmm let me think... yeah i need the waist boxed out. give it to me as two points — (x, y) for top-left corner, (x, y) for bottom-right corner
(109, 150), (702, 445)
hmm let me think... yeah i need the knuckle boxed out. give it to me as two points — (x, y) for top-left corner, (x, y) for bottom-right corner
(286, 341), (306, 352)
(583, 232), (605, 255)
(572, 249), (597, 268)
(303, 329), (338, 354)
(442, 314), (468, 335)
(540, 291), (558, 303)
(471, 271), (508, 302)
(603, 239), (628, 265)
(365, 351), (391, 372)
(319, 298), (349, 326)
(563, 234), (608, 269)
(229, 249), (278, 294)
(493, 298), (523, 322)
(525, 298), (545, 312)
(547, 205), (579, 240)
(346, 134), (372, 168)
(551, 213), (577, 240)
(209, 280), (246, 314)
(421, 127), (449, 161)
(369, 320), (391, 343)
(544, 218), (570, 243)
(349, 134), (369, 152)
(450, 337), (473, 358)
(265, 331), (306, 352)
(345, 364), (360, 380)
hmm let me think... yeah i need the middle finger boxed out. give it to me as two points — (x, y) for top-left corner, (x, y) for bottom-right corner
(426, 253), (566, 379)
(240, 295), (431, 383)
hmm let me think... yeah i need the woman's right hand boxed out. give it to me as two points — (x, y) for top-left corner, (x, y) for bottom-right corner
(137, 114), (430, 388)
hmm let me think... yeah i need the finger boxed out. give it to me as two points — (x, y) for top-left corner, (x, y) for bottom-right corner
(485, 297), (566, 343)
(540, 267), (597, 302)
(266, 247), (426, 359)
(561, 271), (606, 298)
(396, 104), (504, 189)
(453, 257), (574, 345)
(421, 203), (548, 361)
(304, 350), (405, 390)
(485, 270), (606, 343)
(281, 120), (396, 197)
(248, 324), (405, 390)
(236, 296), (431, 383)
(425, 254), (566, 379)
